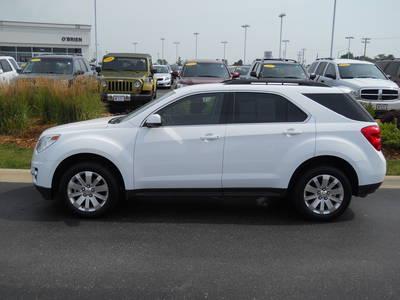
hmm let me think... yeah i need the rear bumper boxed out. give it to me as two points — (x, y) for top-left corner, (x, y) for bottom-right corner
(356, 182), (382, 197)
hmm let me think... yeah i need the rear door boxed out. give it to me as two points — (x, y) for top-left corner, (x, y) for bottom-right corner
(222, 92), (315, 189)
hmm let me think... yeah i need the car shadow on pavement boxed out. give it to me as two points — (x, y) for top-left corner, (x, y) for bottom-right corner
(0, 183), (355, 226)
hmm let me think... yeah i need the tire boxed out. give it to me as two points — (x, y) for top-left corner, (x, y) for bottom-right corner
(58, 162), (121, 217)
(291, 166), (352, 221)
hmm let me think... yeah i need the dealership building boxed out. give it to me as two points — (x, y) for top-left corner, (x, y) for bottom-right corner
(0, 20), (92, 63)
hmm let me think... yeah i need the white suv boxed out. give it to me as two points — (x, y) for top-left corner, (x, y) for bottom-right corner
(308, 58), (400, 116)
(31, 80), (386, 221)
(0, 56), (20, 84)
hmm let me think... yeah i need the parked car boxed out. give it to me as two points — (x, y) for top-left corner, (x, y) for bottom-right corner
(98, 53), (157, 113)
(232, 65), (251, 79)
(247, 59), (309, 80)
(376, 59), (400, 86)
(32, 79), (385, 221)
(153, 64), (173, 88)
(0, 56), (20, 84)
(19, 55), (93, 83)
(176, 59), (238, 88)
(309, 58), (400, 117)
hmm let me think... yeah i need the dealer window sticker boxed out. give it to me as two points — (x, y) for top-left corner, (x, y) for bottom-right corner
(264, 64), (275, 68)
(185, 62), (197, 66)
(31, 58), (41, 62)
(338, 63), (351, 67)
(103, 57), (115, 63)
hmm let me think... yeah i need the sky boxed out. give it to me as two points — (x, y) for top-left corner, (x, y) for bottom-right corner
(1, 0), (400, 65)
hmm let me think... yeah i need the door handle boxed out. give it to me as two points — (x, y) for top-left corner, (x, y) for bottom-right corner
(200, 133), (220, 142)
(283, 128), (302, 136)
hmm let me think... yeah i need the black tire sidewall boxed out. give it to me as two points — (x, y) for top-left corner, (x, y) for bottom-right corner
(292, 166), (352, 221)
(58, 162), (120, 217)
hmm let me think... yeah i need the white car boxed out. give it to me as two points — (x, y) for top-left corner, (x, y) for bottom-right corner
(308, 58), (400, 116)
(32, 80), (386, 221)
(0, 56), (20, 84)
(153, 64), (172, 88)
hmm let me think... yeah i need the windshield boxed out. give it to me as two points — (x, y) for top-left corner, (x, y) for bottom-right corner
(154, 65), (169, 73)
(182, 62), (230, 78)
(23, 58), (73, 75)
(338, 63), (387, 79)
(261, 63), (307, 79)
(120, 90), (176, 122)
(234, 66), (250, 75)
(102, 57), (148, 72)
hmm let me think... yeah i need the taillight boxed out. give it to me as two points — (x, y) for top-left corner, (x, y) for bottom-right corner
(361, 125), (382, 151)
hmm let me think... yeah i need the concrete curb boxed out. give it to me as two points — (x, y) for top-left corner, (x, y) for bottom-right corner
(1, 168), (400, 189)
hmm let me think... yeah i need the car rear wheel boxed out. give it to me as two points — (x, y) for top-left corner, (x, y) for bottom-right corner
(292, 166), (352, 221)
(58, 162), (120, 217)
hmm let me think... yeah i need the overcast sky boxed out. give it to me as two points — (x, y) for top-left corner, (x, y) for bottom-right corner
(1, 0), (400, 64)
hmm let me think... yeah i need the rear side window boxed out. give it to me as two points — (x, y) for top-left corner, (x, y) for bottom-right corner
(315, 62), (327, 75)
(0, 59), (13, 72)
(303, 93), (374, 122)
(384, 62), (400, 78)
(234, 92), (308, 123)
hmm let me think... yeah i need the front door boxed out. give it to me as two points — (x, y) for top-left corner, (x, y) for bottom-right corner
(134, 92), (228, 189)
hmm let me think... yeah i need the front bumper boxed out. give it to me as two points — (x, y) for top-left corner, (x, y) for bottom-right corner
(34, 184), (52, 200)
(157, 78), (172, 87)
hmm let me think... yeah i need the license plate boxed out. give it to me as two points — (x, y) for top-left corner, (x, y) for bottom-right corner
(113, 96), (125, 102)
(376, 104), (388, 110)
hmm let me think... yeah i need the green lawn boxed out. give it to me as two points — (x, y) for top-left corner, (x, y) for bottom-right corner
(0, 143), (400, 176)
(0, 144), (32, 169)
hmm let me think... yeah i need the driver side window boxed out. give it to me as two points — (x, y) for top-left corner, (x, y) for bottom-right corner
(324, 63), (337, 79)
(157, 93), (225, 126)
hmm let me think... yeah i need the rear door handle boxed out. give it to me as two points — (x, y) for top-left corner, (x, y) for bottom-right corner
(283, 128), (302, 136)
(200, 133), (220, 142)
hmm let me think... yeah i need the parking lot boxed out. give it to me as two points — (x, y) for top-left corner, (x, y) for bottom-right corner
(0, 182), (399, 299)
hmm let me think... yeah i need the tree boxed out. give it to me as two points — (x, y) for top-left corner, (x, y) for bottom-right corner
(233, 59), (243, 66)
(156, 59), (168, 65)
(176, 56), (183, 66)
(375, 54), (395, 61)
(340, 52), (354, 59)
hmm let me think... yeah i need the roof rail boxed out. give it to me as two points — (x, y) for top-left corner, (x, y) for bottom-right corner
(253, 58), (298, 63)
(316, 57), (334, 60)
(223, 79), (328, 87)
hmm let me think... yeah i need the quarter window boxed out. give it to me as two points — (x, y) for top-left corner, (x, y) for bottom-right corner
(158, 93), (225, 126)
(324, 63), (336, 78)
(0, 59), (13, 72)
(234, 92), (307, 123)
(384, 62), (400, 78)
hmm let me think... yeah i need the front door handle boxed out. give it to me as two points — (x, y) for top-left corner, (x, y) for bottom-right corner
(200, 133), (220, 142)
(283, 128), (302, 136)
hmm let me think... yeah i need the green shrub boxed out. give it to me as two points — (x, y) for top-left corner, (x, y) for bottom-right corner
(0, 78), (105, 135)
(380, 122), (400, 149)
(362, 103), (376, 118)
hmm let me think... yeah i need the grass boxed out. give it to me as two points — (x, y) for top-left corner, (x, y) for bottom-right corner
(0, 144), (32, 169)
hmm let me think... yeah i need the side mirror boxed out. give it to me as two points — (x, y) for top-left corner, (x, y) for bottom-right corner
(95, 66), (101, 73)
(231, 71), (240, 79)
(145, 114), (162, 128)
(151, 68), (156, 75)
(250, 71), (257, 78)
(309, 73), (316, 80)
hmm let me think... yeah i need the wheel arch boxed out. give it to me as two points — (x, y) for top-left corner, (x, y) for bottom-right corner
(51, 153), (126, 198)
(288, 155), (359, 196)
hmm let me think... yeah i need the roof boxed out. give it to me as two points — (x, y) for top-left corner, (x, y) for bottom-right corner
(320, 58), (373, 65)
(30, 55), (77, 59)
(184, 59), (225, 64)
(104, 53), (152, 58)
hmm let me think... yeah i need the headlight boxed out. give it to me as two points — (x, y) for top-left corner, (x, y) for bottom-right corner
(133, 80), (142, 88)
(350, 90), (360, 99)
(36, 135), (60, 153)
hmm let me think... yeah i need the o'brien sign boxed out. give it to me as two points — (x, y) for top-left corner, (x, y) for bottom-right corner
(61, 36), (83, 42)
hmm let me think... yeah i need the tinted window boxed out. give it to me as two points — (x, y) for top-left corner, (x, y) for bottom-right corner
(74, 60), (82, 73)
(384, 62), (400, 78)
(260, 63), (307, 79)
(324, 63), (336, 78)
(158, 93), (225, 126)
(338, 63), (386, 79)
(181, 62), (230, 78)
(0, 59), (13, 72)
(8, 58), (20, 71)
(23, 58), (73, 74)
(315, 62), (327, 75)
(303, 93), (374, 122)
(78, 59), (88, 72)
(102, 57), (148, 72)
(308, 62), (318, 73)
(234, 93), (307, 123)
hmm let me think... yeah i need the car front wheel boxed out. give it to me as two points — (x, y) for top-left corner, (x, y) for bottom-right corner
(58, 162), (120, 217)
(292, 166), (352, 221)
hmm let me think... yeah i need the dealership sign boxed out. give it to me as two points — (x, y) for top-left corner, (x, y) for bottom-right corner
(61, 36), (83, 42)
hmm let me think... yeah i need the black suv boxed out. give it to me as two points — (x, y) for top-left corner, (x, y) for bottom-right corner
(376, 59), (400, 86)
(247, 58), (310, 80)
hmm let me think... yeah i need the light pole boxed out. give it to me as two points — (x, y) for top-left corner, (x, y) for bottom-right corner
(132, 42), (138, 53)
(160, 38), (165, 61)
(361, 37), (371, 58)
(173, 41), (180, 64)
(278, 13), (286, 58)
(221, 41), (228, 61)
(345, 36), (354, 58)
(282, 39), (290, 59)
(94, 0), (98, 63)
(329, 0), (337, 58)
(193, 32), (199, 58)
(241, 24), (250, 64)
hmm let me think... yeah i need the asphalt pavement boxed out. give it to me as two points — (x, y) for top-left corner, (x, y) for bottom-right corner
(0, 182), (399, 299)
